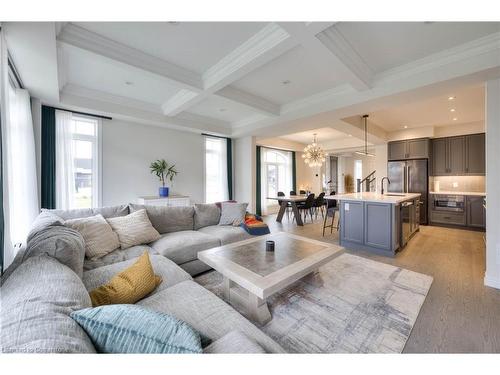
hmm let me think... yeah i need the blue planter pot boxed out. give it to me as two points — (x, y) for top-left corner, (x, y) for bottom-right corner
(159, 187), (169, 197)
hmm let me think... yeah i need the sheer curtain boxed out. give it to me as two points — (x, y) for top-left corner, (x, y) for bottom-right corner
(55, 110), (76, 209)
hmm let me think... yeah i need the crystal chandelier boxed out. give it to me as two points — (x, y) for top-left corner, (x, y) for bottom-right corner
(302, 133), (327, 167)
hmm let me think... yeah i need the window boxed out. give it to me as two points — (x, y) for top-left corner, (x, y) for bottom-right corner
(204, 136), (228, 203)
(55, 111), (101, 209)
(260, 148), (293, 215)
(71, 115), (101, 208)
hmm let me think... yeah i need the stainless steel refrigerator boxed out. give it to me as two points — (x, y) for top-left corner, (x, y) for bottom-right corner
(388, 159), (428, 224)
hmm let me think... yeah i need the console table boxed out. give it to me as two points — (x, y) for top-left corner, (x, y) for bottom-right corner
(137, 195), (190, 207)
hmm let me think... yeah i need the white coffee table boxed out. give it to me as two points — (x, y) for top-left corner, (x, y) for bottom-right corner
(198, 232), (344, 325)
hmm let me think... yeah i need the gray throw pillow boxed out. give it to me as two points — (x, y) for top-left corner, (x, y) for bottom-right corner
(194, 203), (221, 230)
(23, 225), (86, 278)
(218, 202), (248, 226)
(129, 204), (194, 233)
(1, 255), (96, 353)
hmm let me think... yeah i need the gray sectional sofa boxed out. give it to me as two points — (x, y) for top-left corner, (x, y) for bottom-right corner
(0, 203), (285, 354)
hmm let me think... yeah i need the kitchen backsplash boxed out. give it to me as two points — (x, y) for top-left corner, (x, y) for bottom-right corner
(429, 176), (485, 193)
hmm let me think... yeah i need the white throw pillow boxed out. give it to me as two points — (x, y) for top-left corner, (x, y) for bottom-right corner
(65, 214), (120, 260)
(106, 209), (161, 249)
(218, 202), (248, 226)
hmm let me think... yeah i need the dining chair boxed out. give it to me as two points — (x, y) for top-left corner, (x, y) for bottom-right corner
(299, 190), (307, 195)
(289, 190), (296, 196)
(297, 193), (315, 224)
(313, 192), (326, 219)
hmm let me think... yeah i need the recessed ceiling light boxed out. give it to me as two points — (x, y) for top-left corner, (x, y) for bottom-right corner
(453, 118), (458, 121)
(404, 125), (408, 129)
(125, 81), (133, 85)
(450, 108), (456, 112)
(282, 80), (291, 85)
(448, 96), (456, 101)
(348, 134), (352, 137)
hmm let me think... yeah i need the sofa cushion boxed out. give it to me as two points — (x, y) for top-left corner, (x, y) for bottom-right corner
(107, 209), (160, 249)
(198, 225), (252, 245)
(27, 211), (64, 243)
(149, 231), (221, 265)
(194, 203), (221, 230)
(83, 245), (158, 271)
(43, 204), (129, 220)
(65, 214), (120, 259)
(203, 330), (266, 353)
(83, 255), (192, 293)
(218, 202), (248, 225)
(89, 252), (162, 307)
(23, 225), (86, 278)
(71, 305), (202, 354)
(129, 204), (195, 234)
(0, 255), (96, 353)
(138, 280), (285, 353)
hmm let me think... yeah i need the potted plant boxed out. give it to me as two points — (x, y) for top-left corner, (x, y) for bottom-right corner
(150, 159), (178, 197)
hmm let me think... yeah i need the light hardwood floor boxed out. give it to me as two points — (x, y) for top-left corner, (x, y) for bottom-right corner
(263, 213), (500, 353)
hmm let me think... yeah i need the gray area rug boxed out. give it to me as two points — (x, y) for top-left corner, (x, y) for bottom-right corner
(195, 253), (433, 353)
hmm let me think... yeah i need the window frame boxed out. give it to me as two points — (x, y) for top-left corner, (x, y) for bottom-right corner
(70, 114), (102, 208)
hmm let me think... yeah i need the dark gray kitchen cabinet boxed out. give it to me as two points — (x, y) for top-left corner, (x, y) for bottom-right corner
(431, 134), (484, 176)
(465, 133), (485, 175)
(388, 141), (407, 160)
(340, 201), (364, 244)
(388, 138), (430, 160)
(364, 202), (392, 249)
(466, 195), (486, 228)
(432, 138), (448, 175)
(448, 136), (466, 175)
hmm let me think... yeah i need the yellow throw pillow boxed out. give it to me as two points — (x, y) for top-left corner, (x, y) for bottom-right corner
(89, 252), (162, 307)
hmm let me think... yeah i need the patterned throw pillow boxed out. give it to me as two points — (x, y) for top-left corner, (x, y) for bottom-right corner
(65, 214), (120, 259)
(106, 209), (160, 249)
(71, 304), (203, 354)
(89, 252), (162, 307)
(218, 202), (248, 226)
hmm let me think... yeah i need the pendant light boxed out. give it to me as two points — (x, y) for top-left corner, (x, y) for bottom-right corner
(355, 114), (375, 157)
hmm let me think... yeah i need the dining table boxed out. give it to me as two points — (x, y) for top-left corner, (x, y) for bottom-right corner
(266, 194), (309, 226)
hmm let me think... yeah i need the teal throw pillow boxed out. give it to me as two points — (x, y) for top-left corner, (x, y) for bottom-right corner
(71, 304), (202, 354)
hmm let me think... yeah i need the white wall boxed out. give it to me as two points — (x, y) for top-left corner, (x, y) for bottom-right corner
(234, 136), (256, 212)
(485, 79), (500, 289)
(101, 119), (205, 206)
(374, 144), (389, 192)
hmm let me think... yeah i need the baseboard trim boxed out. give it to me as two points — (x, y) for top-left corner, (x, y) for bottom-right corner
(484, 274), (500, 289)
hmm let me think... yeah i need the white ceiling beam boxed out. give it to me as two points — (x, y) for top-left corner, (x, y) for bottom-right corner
(58, 84), (231, 135)
(58, 23), (284, 118)
(57, 23), (204, 91)
(163, 22), (297, 116)
(216, 86), (280, 116)
(315, 25), (374, 91)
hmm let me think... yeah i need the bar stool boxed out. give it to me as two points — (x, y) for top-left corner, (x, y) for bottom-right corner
(322, 197), (339, 236)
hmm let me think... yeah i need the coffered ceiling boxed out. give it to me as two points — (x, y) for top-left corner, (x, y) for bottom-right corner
(5, 21), (500, 140)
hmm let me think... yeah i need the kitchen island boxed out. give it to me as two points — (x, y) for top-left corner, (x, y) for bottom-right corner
(326, 192), (421, 256)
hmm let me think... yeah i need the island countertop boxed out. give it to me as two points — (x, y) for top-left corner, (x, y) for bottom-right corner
(325, 192), (421, 204)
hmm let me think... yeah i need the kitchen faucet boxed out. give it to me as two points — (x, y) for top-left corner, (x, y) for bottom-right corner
(381, 177), (391, 195)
